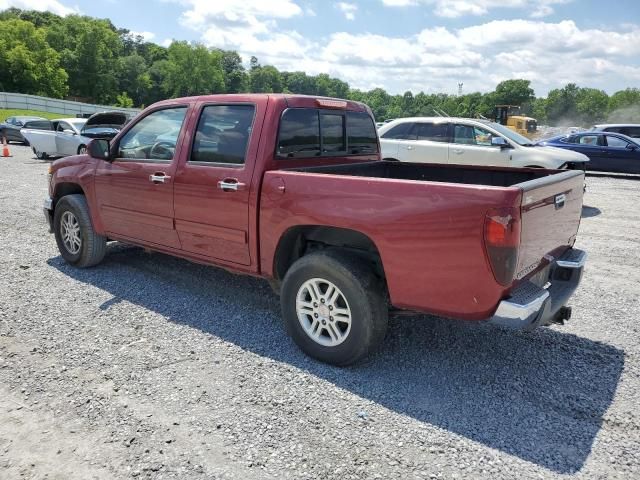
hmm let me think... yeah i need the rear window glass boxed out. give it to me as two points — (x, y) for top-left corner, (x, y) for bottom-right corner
(278, 109), (320, 157)
(321, 113), (345, 153)
(277, 108), (378, 158)
(347, 111), (378, 154)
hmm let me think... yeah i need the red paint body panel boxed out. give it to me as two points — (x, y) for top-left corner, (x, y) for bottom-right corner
(49, 94), (584, 322)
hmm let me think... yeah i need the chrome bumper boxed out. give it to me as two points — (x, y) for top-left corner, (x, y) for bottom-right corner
(488, 248), (586, 330)
(44, 197), (53, 233)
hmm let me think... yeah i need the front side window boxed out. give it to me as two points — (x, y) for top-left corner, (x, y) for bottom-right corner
(416, 122), (448, 142)
(191, 104), (255, 165)
(118, 107), (187, 161)
(605, 136), (630, 148)
(453, 124), (494, 146)
(57, 121), (72, 132)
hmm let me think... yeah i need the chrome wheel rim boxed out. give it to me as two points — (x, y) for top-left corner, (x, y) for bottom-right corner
(60, 211), (81, 254)
(296, 278), (352, 347)
(79, 146), (87, 154)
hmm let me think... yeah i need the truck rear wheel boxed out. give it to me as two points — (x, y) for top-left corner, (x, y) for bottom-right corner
(53, 194), (106, 268)
(280, 250), (388, 366)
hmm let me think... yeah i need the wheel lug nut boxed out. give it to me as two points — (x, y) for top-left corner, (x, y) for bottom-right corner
(330, 316), (333, 321)
(314, 313), (318, 318)
(329, 306), (333, 310)
(321, 299), (325, 304)
(322, 320), (326, 325)
(313, 303), (318, 307)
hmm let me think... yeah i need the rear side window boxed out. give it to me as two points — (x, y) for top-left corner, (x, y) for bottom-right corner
(277, 108), (378, 158)
(24, 120), (52, 130)
(191, 104), (256, 165)
(381, 122), (415, 140)
(416, 123), (448, 142)
(622, 127), (640, 138)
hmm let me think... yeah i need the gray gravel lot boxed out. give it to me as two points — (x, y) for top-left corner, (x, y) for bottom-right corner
(1, 144), (639, 479)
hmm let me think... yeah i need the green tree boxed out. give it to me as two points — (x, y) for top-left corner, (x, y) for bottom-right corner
(117, 54), (152, 106)
(493, 79), (535, 107)
(220, 50), (247, 93)
(249, 65), (282, 93)
(0, 18), (68, 97)
(575, 88), (609, 124)
(162, 41), (225, 97)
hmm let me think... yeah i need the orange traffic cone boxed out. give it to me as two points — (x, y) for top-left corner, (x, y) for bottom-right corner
(1, 137), (10, 157)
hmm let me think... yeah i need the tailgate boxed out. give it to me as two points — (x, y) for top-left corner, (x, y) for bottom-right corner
(515, 170), (584, 280)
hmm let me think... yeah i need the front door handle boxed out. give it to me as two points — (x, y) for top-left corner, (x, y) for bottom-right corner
(149, 172), (171, 184)
(405, 145), (414, 150)
(453, 149), (464, 154)
(218, 178), (246, 192)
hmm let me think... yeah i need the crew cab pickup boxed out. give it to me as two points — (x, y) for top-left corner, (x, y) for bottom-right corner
(44, 94), (587, 365)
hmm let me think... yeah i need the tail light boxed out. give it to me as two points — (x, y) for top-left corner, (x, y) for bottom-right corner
(484, 207), (520, 285)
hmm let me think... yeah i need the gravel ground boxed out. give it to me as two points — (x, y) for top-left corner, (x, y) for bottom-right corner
(1, 144), (639, 480)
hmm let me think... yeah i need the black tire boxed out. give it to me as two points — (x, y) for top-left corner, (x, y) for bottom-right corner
(77, 144), (87, 155)
(53, 194), (107, 268)
(281, 250), (388, 366)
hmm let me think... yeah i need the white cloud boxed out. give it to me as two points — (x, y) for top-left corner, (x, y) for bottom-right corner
(160, 38), (173, 47)
(129, 30), (156, 42)
(0, 0), (79, 16)
(171, 0), (639, 97)
(337, 2), (357, 20)
(381, 0), (572, 18)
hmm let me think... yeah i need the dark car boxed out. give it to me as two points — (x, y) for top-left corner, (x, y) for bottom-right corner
(1, 116), (47, 144)
(537, 131), (640, 174)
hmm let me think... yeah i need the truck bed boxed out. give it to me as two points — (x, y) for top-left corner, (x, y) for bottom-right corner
(261, 161), (584, 321)
(289, 161), (551, 187)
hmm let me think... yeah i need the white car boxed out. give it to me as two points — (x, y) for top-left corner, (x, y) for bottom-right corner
(379, 117), (589, 169)
(21, 111), (131, 159)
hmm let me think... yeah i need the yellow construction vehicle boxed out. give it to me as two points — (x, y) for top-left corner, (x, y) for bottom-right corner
(494, 105), (537, 138)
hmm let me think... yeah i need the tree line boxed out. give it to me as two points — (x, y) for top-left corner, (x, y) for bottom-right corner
(1, 8), (639, 126)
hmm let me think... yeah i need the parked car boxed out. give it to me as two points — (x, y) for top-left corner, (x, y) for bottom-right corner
(44, 94), (586, 365)
(0, 116), (46, 144)
(590, 124), (640, 138)
(379, 117), (589, 169)
(537, 131), (640, 174)
(22, 111), (132, 159)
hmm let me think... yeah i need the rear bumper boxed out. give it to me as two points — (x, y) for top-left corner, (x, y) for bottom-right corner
(44, 197), (53, 233)
(487, 248), (586, 330)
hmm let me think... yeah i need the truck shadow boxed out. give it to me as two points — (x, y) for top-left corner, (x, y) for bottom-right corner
(48, 244), (624, 474)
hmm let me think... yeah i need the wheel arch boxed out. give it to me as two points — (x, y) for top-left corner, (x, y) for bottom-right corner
(53, 182), (86, 207)
(272, 225), (386, 290)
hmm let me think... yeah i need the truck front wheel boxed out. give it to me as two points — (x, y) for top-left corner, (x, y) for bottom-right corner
(281, 250), (388, 366)
(53, 194), (107, 268)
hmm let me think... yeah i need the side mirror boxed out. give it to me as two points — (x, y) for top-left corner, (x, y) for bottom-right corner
(88, 139), (111, 160)
(15, 122), (23, 127)
(626, 144), (638, 151)
(63, 129), (76, 135)
(491, 136), (509, 148)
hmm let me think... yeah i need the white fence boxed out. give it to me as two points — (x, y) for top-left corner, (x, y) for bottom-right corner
(0, 92), (141, 117)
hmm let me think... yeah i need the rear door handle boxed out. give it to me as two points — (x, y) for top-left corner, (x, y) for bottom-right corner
(453, 149), (464, 154)
(149, 172), (171, 184)
(218, 178), (246, 192)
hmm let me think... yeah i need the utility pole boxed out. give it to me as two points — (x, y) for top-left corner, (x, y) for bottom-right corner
(457, 82), (463, 96)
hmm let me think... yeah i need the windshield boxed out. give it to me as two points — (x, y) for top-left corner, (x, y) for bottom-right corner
(482, 121), (533, 145)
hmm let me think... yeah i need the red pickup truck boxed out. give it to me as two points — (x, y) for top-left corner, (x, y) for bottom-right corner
(44, 94), (587, 365)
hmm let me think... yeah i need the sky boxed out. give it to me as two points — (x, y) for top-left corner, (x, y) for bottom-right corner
(2, 0), (640, 97)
